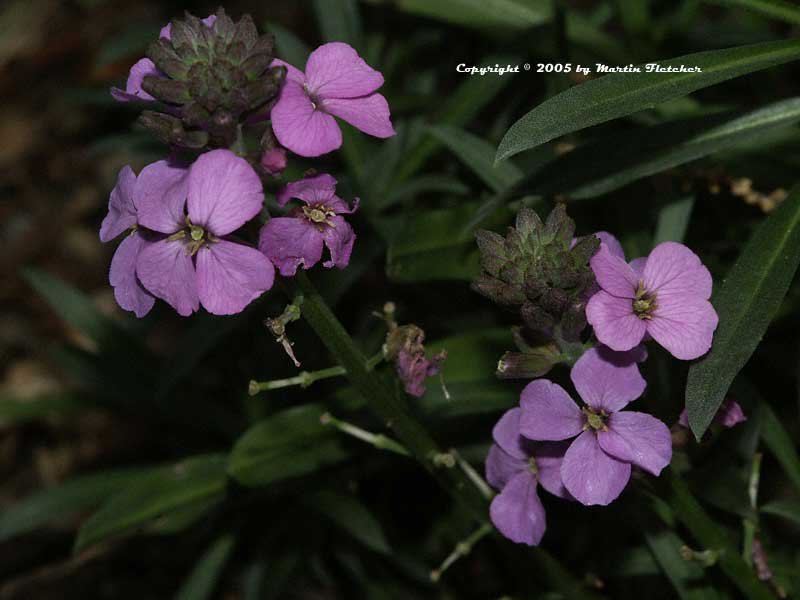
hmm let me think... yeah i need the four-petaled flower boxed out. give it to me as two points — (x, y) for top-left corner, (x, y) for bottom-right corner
(486, 408), (571, 545)
(586, 239), (718, 360)
(270, 42), (395, 157)
(258, 174), (357, 276)
(136, 149), (274, 316)
(100, 161), (188, 317)
(110, 15), (216, 103)
(519, 346), (672, 506)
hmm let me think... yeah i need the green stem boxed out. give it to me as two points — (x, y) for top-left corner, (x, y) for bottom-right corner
(665, 470), (773, 600)
(248, 352), (384, 394)
(742, 452), (763, 565)
(430, 522), (492, 582)
(290, 271), (598, 600)
(321, 412), (410, 456)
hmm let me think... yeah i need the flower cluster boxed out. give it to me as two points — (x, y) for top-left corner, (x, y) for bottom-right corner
(480, 207), (730, 546)
(102, 10), (394, 318)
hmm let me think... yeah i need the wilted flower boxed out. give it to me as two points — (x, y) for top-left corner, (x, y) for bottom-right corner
(136, 149), (274, 316)
(486, 408), (570, 545)
(270, 42), (395, 157)
(100, 161), (189, 317)
(678, 398), (746, 429)
(586, 240), (718, 360)
(258, 174), (357, 276)
(519, 346), (671, 506)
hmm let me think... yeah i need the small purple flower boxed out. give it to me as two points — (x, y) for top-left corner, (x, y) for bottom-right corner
(100, 160), (188, 317)
(396, 342), (446, 398)
(135, 149), (274, 316)
(519, 346), (672, 506)
(270, 42), (395, 157)
(258, 174), (357, 277)
(678, 399), (746, 429)
(260, 147), (287, 176)
(486, 408), (571, 545)
(110, 15), (216, 102)
(586, 239), (719, 360)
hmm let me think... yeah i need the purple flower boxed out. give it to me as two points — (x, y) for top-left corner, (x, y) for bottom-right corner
(678, 399), (746, 429)
(586, 239), (718, 360)
(100, 161), (188, 317)
(486, 408), (570, 545)
(260, 147), (287, 176)
(258, 174), (357, 276)
(519, 346), (672, 506)
(135, 149), (274, 316)
(270, 42), (395, 157)
(396, 342), (446, 398)
(110, 14), (216, 103)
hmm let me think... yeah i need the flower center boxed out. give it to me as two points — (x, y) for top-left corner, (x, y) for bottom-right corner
(527, 456), (538, 476)
(167, 219), (217, 256)
(302, 204), (336, 230)
(633, 280), (657, 320)
(303, 83), (320, 110)
(582, 406), (609, 432)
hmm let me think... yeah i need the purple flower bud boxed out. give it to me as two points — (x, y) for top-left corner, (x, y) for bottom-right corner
(260, 147), (287, 176)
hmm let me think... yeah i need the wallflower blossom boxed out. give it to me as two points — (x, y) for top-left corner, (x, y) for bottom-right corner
(99, 161), (187, 317)
(519, 346), (672, 506)
(486, 408), (570, 545)
(270, 42), (395, 157)
(586, 239), (718, 360)
(258, 174), (357, 276)
(678, 398), (746, 429)
(136, 149), (274, 316)
(110, 14), (216, 102)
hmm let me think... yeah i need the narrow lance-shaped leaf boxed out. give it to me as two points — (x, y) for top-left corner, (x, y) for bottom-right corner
(174, 534), (236, 600)
(704, 0), (800, 26)
(496, 38), (800, 161)
(686, 186), (800, 439)
(654, 196), (695, 245)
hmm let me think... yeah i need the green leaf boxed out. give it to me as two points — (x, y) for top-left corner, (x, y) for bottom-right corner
(0, 467), (153, 542)
(174, 534), (236, 600)
(394, 55), (518, 183)
(496, 39), (800, 161)
(312, 0), (363, 50)
(227, 404), (348, 487)
(759, 402), (800, 492)
(0, 392), (90, 425)
(642, 528), (719, 600)
(392, 0), (550, 30)
(525, 98), (800, 198)
(704, 0), (800, 26)
(761, 500), (800, 526)
(654, 196), (695, 245)
(686, 187), (800, 438)
(75, 454), (226, 551)
(429, 125), (522, 192)
(304, 491), (391, 554)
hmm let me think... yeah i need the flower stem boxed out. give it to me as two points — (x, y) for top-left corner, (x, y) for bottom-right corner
(430, 522), (492, 582)
(320, 412), (410, 456)
(248, 352), (384, 395)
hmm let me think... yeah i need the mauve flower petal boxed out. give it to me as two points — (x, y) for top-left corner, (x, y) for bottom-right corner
(271, 81), (343, 157)
(109, 232), (154, 318)
(135, 160), (189, 234)
(321, 215), (355, 269)
(136, 239), (198, 316)
(590, 243), (639, 298)
(492, 408), (528, 460)
(586, 291), (648, 351)
(519, 380), (583, 441)
(276, 174), (338, 207)
(160, 14), (216, 40)
(570, 346), (646, 413)
(196, 240), (275, 315)
(100, 166), (137, 242)
(561, 431), (631, 506)
(629, 256), (647, 279)
(595, 231), (625, 260)
(717, 399), (747, 428)
(489, 472), (546, 546)
(322, 94), (396, 138)
(598, 411), (672, 476)
(486, 444), (526, 491)
(305, 42), (384, 99)
(187, 149), (264, 236)
(270, 58), (306, 85)
(647, 294), (718, 360)
(535, 441), (572, 500)
(111, 58), (158, 102)
(327, 196), (359, 215)
(643, 241), (713, 300)
(258, 217), (324, 277)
